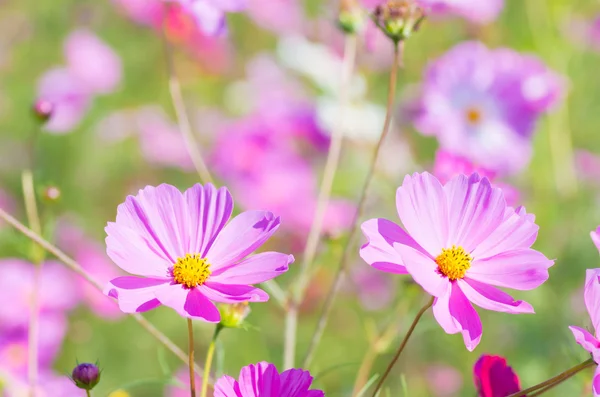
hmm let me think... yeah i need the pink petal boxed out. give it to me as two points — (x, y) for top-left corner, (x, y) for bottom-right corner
(206, 211), (280, 269)
(184, 184), (233, 256)
(593, 365), (600, 397)
(443, 174), (506, 252)
(584, 268), (600, 336)
(64, 29), (122, 94)
(280, 368), (316, 396)
(468, 249), (552, 290)
(154, 283), (219, 322)
(201, 283), (269, 303)
(396, 172), (448, 256)
(104, 276), (169, 313)
(569, 326), (600, 363)
(214, 375), (239, 397)
(114, 184), (191, 263)
(237, 362), (280, 396)
(434, 282), (483, 351)
(105, 223), (171, 277)
(458, 278), (534, 314)
(360, 218), (424, 274)
(190, 1), (227, 36)
(396, 244), (448, 297)
(471, 206), (539, 260)
(210, 252), (293, 284)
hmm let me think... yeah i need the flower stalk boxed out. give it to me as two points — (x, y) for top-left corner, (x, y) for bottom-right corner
(201, 324), (223, 397)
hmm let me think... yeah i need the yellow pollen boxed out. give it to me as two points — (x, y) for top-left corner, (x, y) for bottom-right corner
(172, 254), (211, 288)
(435, 245), (472, 281)
(465, 107), (482, 125)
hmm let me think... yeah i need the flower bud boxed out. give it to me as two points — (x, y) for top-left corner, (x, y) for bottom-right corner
(338, 0), (365, 34)
(372, 0), (426, 42)
(218, 302), (250, 329)
(71, 362), (100, 390)
(32, 99), (54, 122)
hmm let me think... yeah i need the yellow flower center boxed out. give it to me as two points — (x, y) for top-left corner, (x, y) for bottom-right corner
(465, 107), (483, 125)
(435, 245), (472, 281)
(172, 254), (211, 288)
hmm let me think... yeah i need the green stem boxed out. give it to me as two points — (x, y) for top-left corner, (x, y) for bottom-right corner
(85, 390), (91, 397)
(505, 359), (595, 397)
(188, 319), (197, 397)
(371, 297), (434, 396)
(200, 325), (222, 397)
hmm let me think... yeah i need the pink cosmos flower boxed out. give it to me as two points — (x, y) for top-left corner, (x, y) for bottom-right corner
(0, 314), (67, 376)
(473, 354), (521, 397)
(0, 259), (80, 328)
(214, 362), (324, 397)
(104, 183), (293, 322)
(169, 0), (246, 36)
(2, 370), (82, 397)
(426, 364), (463, 397)
(111, 0), (163, 26)
(246, 0), (304, 34)
(593, 227), (600, 254)
(413, 41), (562, 175)
(418, 0), (504, 24)
(576, 150), (600, 184)
(350, 265), (395, 311)
(569, 268), (600, 396)
(360, 172), (553, 350)
(65, 29), (122, 95)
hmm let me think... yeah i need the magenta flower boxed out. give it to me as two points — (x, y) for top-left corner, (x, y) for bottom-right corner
(569, 268), (600, 396)
(360, 172), (553, 350)
(593, 227), (600, 254)
(104, 183), (293, 322)
(419, 0), (504, 24)
(413, 42), (562, 175)
(214, 362), (324, 397)
(169, 0), (246, 36)
(473, 354), (521, 397)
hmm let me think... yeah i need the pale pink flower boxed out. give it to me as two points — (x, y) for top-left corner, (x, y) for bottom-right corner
(427, 364), (463, 397)
(165, 366), (203, 397)
(592, 227), (600, 254)
(104, 183), (293, 322)
(361, 172), (553, 350)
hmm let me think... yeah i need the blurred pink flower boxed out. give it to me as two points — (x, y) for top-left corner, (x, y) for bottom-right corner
(592, 227), (600, 254)
(65, 29), (122, 95)
(0, 314), (67, 376)
(169, 0), (246, 36)
(36, 30), (122, 134)
(135, 106), (195, 171)
(426, 364), (463, 397)
(0, 259), (80, 328)
(351, 264), (395, 311)
(214, 361), (324, 397)
(37, 68), (91, 134)
(246, 0), (304, 34)
(418, 0), (504, 24)
(413, 41), (562, 175)
(569, 268), (600, 396)
(104, 184), (293, 321)
(2, 370), (82, 397)
(576, 150), (600, 184)
(165, 366), (203, 397)
(361, 172), (553, 350)
(111, 0), (163, 26)
(473, 354), (521, 397)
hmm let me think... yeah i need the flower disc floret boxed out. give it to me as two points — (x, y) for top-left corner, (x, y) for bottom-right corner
(172, 254), (211, 288)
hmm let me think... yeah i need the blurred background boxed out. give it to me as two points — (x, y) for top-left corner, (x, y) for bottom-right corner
(1, 0), (600, 395)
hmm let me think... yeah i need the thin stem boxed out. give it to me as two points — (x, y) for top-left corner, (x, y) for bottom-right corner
(201, 325), (221, 397)
(0, 207), (205, 378)
(505, 359), (595, 397)
(262, 280), (286, 309)
(86, 391), (91, 397)
(188, 319), (197, 397)
(283, 34), (358, 369)
(371, 297), (434, 396)
(161, 16), (213, 185)
(302, 40), (403, 369)
(22, 170), (42, 397)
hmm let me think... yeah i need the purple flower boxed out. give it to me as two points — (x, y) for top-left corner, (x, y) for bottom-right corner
(473, 354), (521, 397)
(214, 362), (324, 397)
(104, 183), (293, 322)
(71, 363), (100, 390)
(413, 42), (562, 175)
(0, 259), (80, 328)
(593, 227), (600, 254)
(569, 268), (600, 396)
(170, 0), (246, 36)
(360, 172), (553, 350)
